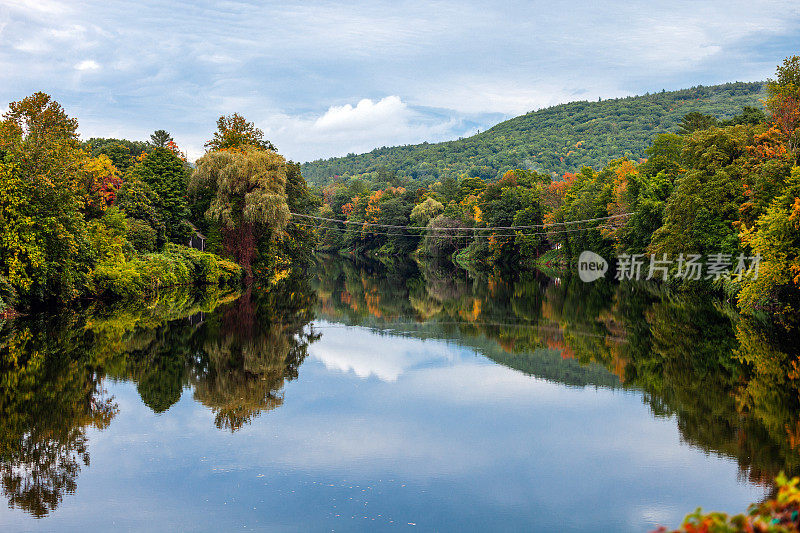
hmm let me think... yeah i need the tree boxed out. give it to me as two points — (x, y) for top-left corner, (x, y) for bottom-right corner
(375, 165), (396, 186)
(650, 126), (751, 260)
(190, 148), (290, 278)
(205, 113), (275, 152)
(149, 129), (173, 148)
(459, 176), (487, 199)
(423, 215), (467, 258)
(379, 196), (416, 254)
(513, 187), (546, 260)
(116, 177), (166, 250)
(0, 92), (91, 305)
(127, 147), (190, 242)
(79, 154), (121, 218)
(677, 112), (719, 134)
(721, 106), (767, 127)
(437, 174), (459, 204)
(276, 162), (319, 270)
(410, 197), (444, 227)
(83, 138), (150, 173)
(738, 167), (800, 317)
(766, 55), (800, 164)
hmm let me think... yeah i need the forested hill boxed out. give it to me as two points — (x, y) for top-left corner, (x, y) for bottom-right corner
(301, 81), (764, 185)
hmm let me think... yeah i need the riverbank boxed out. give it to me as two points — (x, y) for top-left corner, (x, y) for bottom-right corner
(1, 244), (242, 318)
(92, 244), (242, 299)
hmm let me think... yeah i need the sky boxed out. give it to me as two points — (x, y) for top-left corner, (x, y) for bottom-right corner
(2, 1), (800, 162)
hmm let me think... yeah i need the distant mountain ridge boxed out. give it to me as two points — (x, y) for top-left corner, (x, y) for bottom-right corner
(301, 81), (765, 185)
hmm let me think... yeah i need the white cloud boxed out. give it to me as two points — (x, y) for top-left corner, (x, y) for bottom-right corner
(261, 96), (462, 162)
(309, 323), (455, 382)
(74, 59), (100, 71)
(2, 0), (69, 15)
(314, 96), (406, 132)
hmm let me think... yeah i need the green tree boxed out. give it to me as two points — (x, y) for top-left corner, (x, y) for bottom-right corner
(721, 106), (767, 126)
(410, 197), (444, 227)
(438, 174), (459, 204)
(650, 125), (751, 261)
(149, 129), (173, 148)
(116, 175), (166, 249)
(205, 113), (275, 152)
(0, 92), (91, 305)
(423, 215), (466, 258)
(677, 112), (719, 134)
(190, 148), (290, 278)
(739, 167), (800, 317)
(275, 162), (319, 270)
(127, 148), (190, 243)
(616, 135), (684, 253)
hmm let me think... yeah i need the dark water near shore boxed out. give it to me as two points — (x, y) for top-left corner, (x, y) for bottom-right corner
(1, 255), (798, 531)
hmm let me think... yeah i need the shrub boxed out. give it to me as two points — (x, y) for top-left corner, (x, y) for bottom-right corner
(0, 275), (17, 313)
(658, 473), (800, 533)
(92, 245), (241, 298)
(125, 218), (158, 253)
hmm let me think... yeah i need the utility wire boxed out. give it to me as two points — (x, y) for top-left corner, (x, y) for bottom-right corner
(289, 211), (632, 230)
(290, 220), (618, 238)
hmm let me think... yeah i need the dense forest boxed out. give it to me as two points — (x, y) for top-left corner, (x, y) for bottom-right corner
(302, 82), (765, 185)
(2, 60), (797, 326)
(0, 97), (317, 315)
(307, 57), (800, 324)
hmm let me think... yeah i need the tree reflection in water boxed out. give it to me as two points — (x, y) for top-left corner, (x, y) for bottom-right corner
(191, 284), (318, 431)
(0, 313), (118, 518)
(312, 254), (800, 487)
(0, 278), (317, 516)
(1, 255), (798, 518)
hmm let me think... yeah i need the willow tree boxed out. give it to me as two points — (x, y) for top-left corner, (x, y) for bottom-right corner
(190, 148), (290, 278)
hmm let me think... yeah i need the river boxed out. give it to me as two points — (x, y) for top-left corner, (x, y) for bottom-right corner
(1, 255), (797, 531)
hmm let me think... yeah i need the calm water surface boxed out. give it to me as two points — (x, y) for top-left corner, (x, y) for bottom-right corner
(1, 256), (797, 531)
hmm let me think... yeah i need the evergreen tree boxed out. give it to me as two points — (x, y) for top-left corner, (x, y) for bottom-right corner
(128, 147), (191, 243)
(149, 129), (173, 148)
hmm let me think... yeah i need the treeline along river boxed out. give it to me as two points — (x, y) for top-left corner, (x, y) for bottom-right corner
(0, 255), (798, 531)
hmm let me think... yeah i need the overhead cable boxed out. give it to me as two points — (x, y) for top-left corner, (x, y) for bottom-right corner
(289, 211), (632, 231)
(290, 220), (619, 239)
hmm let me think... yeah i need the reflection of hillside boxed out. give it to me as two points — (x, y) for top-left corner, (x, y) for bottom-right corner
(312, 255), (622, 388)
(311, 254), (800, 485)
